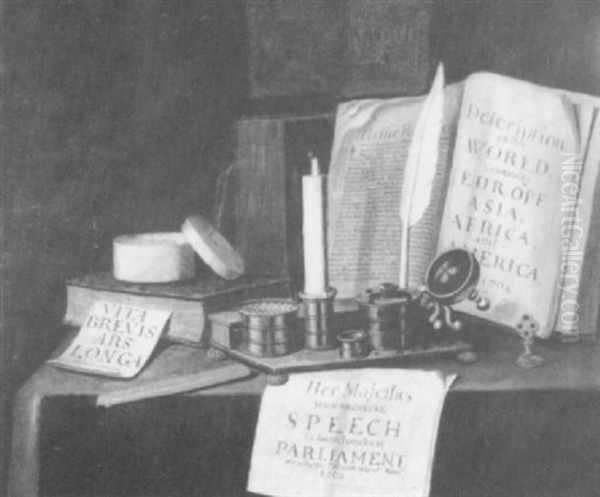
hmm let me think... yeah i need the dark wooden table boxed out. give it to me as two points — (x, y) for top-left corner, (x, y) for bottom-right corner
(8, 327), (600, 497)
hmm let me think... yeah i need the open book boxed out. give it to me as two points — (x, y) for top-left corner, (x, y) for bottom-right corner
(328, 72), (600, 340)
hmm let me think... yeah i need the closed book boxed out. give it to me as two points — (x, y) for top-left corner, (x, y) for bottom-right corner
(64, 272), (291, 346)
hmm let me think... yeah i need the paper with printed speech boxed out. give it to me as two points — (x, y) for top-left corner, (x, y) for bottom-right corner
(248, 368), (456, 497)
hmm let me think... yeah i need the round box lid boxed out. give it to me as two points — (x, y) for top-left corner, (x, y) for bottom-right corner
(181, 215), (245, 280)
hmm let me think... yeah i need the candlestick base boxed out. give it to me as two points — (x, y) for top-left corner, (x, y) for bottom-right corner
(299, 288), (337, 350)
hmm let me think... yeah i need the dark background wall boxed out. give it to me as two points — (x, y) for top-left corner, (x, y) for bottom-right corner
(0, 0), (247, 489)
(1, 0), (600, 493)
(433, 0), (600, 95)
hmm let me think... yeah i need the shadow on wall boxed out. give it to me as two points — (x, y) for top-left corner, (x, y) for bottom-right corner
(2, 0), (246, 377)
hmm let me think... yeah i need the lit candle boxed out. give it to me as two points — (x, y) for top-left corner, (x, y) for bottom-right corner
(302, 153), (328, 296)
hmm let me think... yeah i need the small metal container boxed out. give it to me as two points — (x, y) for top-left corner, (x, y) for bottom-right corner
(338, 329), (370, 359)
(238, 299), (301, 357)
(357, 284), (412, 351)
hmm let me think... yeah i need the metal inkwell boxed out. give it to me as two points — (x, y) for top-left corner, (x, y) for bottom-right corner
(351, 249), (491, 357)
(356, 284), (414, 352)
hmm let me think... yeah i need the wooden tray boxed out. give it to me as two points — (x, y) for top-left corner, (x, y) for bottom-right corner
(208, 308), (475, 380)
(211, 339), (473, 376)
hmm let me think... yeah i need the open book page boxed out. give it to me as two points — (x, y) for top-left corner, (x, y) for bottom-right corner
(438, 73), (579, 337)
(328, 85), (462, 299)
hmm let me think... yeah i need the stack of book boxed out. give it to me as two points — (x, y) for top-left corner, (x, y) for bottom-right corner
(63, 271), (291, 347)
(52, 271), (290, 404)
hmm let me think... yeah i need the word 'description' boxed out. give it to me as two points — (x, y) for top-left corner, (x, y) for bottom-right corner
(49, 301), (171, 378)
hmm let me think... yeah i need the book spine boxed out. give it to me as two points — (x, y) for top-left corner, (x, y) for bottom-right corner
(63, 286), (207, 346)
(64, 280), (291, 347)
(232, 118), (288, 277)
(224, 115), (334, 287)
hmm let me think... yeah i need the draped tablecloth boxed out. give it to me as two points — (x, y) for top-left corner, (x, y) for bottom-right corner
(9, 328), (600, 497)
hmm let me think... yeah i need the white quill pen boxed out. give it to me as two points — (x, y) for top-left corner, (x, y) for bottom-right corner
(399, 63), (445, 288)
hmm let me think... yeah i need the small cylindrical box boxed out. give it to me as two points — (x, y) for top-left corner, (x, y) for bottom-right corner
(238, 299), (301, 357)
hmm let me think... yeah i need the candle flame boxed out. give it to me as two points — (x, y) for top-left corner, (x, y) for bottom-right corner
(307, 152), (320, 176)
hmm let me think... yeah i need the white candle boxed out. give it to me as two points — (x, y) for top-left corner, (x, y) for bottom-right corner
(302, 155), (328, 296)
